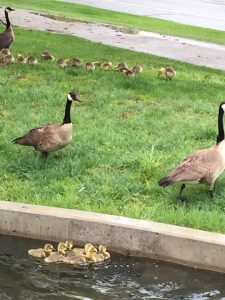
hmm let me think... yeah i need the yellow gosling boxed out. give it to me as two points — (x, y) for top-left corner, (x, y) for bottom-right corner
(28, 244), (54, 258)
(63, 254), (87, 265)
(99, 245), (110, 259)
(85, 245), (98, 263)
(44, 242), (67, 263)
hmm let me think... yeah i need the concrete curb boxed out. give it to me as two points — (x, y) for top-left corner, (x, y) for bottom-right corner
(0, 201), (225, 273)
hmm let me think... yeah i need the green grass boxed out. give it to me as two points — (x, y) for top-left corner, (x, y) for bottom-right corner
(1, 0), (225, 45)
(1, 28), (225, 233)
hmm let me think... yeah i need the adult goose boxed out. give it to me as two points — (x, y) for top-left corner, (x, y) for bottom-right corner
(0, 7), (15, 50)
(158, 101), (225, 201)
(13, 92), (81, 158)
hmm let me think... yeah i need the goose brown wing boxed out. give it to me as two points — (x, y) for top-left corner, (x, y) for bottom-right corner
(0, 27), (14, 49)
(13, 124), (59, 149)
(168, 148), (217, 182)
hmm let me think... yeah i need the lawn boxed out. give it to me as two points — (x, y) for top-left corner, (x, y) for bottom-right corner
(0, 0), (225, 45)
(1, 28), (225, 233)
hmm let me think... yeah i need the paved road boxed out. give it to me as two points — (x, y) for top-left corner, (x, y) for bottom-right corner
(65, 0), (225, 30)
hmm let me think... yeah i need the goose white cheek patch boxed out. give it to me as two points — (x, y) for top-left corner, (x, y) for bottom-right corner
(222, 104), (225, 111)
(67, 94), (73, 101)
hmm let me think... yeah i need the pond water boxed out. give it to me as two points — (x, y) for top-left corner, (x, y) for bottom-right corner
(0, 235), (225, 300)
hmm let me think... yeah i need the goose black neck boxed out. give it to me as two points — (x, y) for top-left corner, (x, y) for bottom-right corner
(216, 106), (224, 144)
(62, 99), (72, 124)
(5, 10), (11, 29)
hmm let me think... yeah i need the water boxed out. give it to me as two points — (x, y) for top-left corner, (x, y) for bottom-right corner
(0, 235), (225, 300)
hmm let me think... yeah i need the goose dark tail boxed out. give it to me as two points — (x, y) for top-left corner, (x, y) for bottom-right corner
(158, 176), (172, 187)
(12, 136), (24, 144)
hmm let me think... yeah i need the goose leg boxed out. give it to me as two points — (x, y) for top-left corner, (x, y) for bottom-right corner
(176, 184), (187, 202)
(209, 189), (214, 198)
(42, 151), (48, 159)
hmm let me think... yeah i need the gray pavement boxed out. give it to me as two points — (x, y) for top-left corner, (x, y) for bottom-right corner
(64, 0), (225, 31)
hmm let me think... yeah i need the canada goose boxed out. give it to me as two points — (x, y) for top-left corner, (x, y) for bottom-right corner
(56, 58), (68, 68)
(4, 54), (14, 64)
(27, 56), (38, 65)
(28, 244), (54, 258)
(100, 62), (112, 70)
(0, 7), (15, 50)
(67, 57), (81, 67)
(132, 64), (143, 74)
(84, 62), (95, 71)
(44, 242), (67, 263)
(17, 53), (27, 63)
(41, 53), (55, 61)
(158, 67), (176, 80)
(1, 48), (10, 56)
(158, 101), (225, 201)
(99, 245), (110, 259)
(12, 91), (81, 158)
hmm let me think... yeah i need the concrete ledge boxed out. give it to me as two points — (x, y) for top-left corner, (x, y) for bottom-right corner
(0, 201), (225, 273)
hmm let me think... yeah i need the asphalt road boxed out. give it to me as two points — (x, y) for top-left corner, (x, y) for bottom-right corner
(65, 0), (225, 30)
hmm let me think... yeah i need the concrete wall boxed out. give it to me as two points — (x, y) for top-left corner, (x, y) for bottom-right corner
(1, 201), (225, 273)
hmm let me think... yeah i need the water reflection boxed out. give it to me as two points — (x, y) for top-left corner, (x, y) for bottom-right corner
(0, 235), (225, 300)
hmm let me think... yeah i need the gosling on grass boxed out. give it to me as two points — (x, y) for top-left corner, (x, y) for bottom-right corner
(158, 67), (176, 80)
(132, 64), (143, 74)
(1, 48), (10, 56)
(115, 62), (128, 71)
(27, 55), (38, 65)
(12, 91), (81, 158)
(100, 62), (113, 70)
(44, 242), (67, 263)
(4, 54), (14, 64)
(28, 244), (54, 258)
(41, 52), (55, 61)
(17, 54), (27, 63)
(56, 58), (68, 68)
(67, 57), (81, 67)
(84, 62), (95, 71)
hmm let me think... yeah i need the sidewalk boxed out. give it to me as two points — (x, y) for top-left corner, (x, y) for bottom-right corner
(11, 9), (225, 71)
